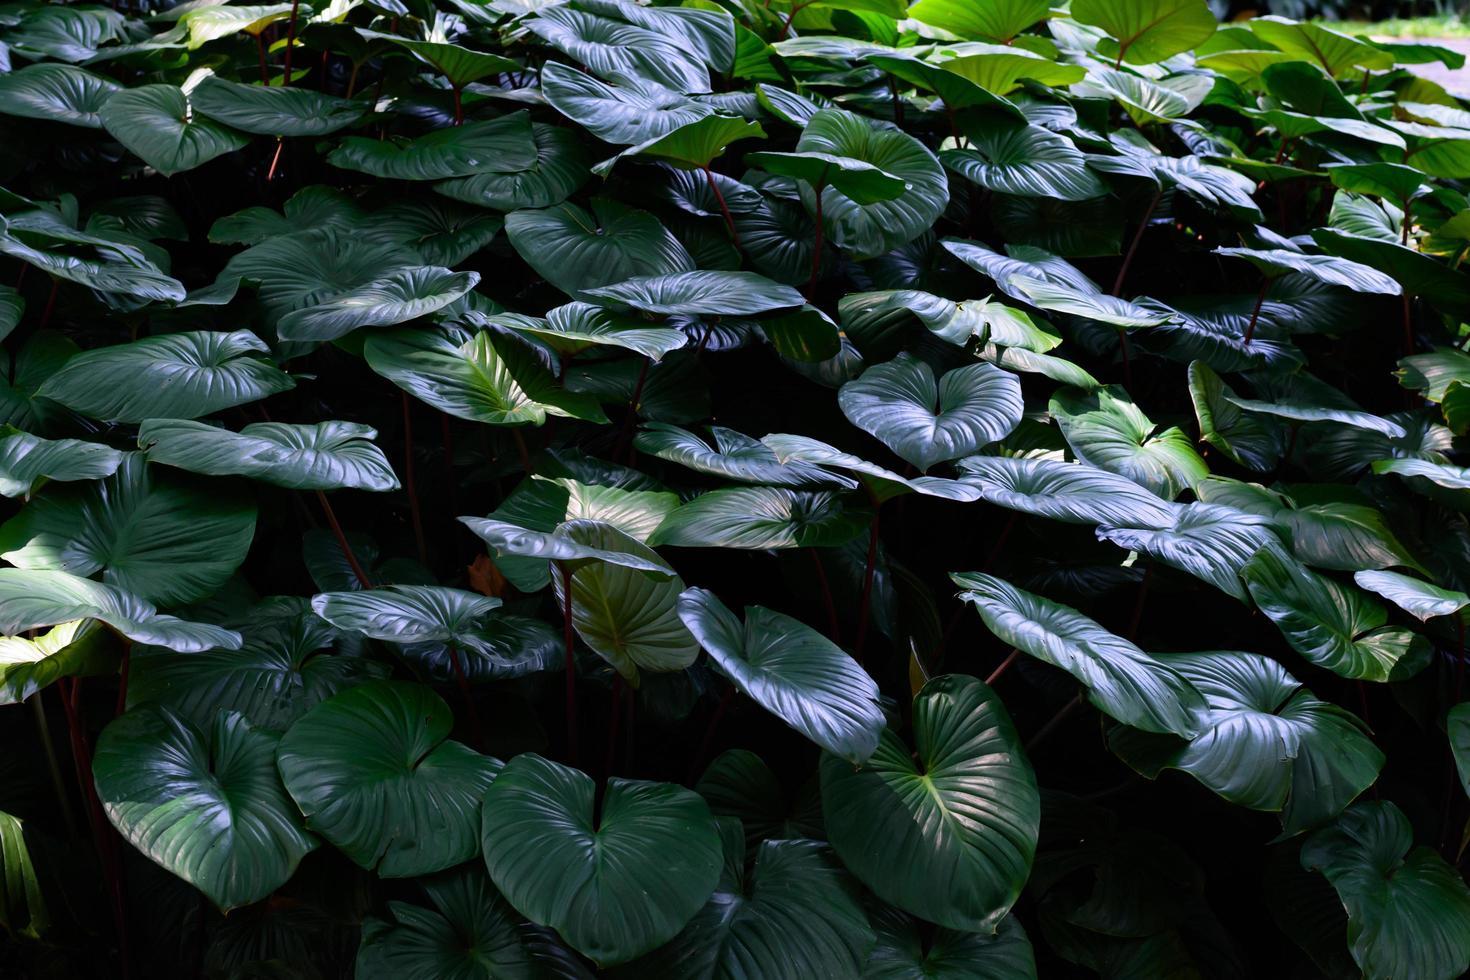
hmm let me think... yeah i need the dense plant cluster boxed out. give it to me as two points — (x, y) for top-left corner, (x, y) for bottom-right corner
(5, 0), (1470, 976)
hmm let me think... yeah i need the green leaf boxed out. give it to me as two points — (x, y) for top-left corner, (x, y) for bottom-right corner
(1214, 246), (1401, 295)
(1051, 387), (1208, 499)
(99, 84), (250, 176)
(745, 150), (906, 205)
(1311, 229), (1470, 314)
(551, 522), (697, 684)
(329, 114), (538, 181)
(364, 325), (607, 426)
(595, 113), (766, 176)
(1374, 457), (1470, 490)
(625, 829), (874, 979)
(0, 221), (185, 303)
(864, 53), (1029, 118)
(0, 568), (240, 652)
(677, 587), (883, 762)
(956, 456), (1179, 527)
(942, 121), (1103, 201)
(1098, 503), (1280, 601)
(1302, 802), (1470, 980)
(0, 425), (123, 498)
(178, 4), (295, 46)
(1242, 548), (1430, 682)
(139, 419), (398, 492)
(865, 908), (1037, 979)
(760, 433), (983, 502)
(585, 270), (804, 316)
(649, 487), (868, 550)
(0, 619), (113, 706)
(526, 6), (711, 95)
(310, 586), (507, 659)
(1450, 703), (1470, 800)
(695, 750), (823, 852)
(1352, 570), (1470, 622)
(189, 74), (365, 136)
(505, 199), (694, 298)
(276, 266), (480, 344)
(636, 422), (853, 488)
(953, 572), (1208, 736)
(838, 353), (1023, 471)
(35, 329), (293, 423)
(0, 63), (120, 128)
(356, 865), (536, 980)
(94, 706), (315, 910)
(367, 34), (522, 89)
(479, 753), (723, 966)
(277, 680), (499, 877)
(1250, 16), (1394, 77)
(460, 516), (674, 575)
(436, 123), (590, 211)
(794, 109), (948, 260)
(1072, 0), (1217, 65)
(362, 198), (504, 268)
(1109, 650), (1382, 835)
(127, 599), (388, 732)
(1012, 277), (1172, 327)
(907, 0), (1050, 42)
(0, 454), (256, 607)
(1187, 361), (1283, 472)
(496, 302), (688, 361)
(541, 62), (713, 145)
(0, 810), (50, 940)
(936, 46), (1087, 94)
(820, 674), (1038, 932)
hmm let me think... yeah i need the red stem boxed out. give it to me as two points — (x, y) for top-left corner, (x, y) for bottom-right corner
(314, 490), (373, 588)
(256, 33), (269, 85)
(446, 643), (485, 750)
(280, 0), (300, 86)
(986, 649), (1020, 686)
(1111, 188), (1161, 297)
(1126, 566), (1152, 641)
(808, 549), (841, 643)
(39, 279), (58, 329)
(853, 505), (881, 664)
(702, 166), (740, 247)
(806, 176), (826, 300)
(401, 393), (429, 567)
(266, 138), (285, 182)
(690, 684), (734, 784)
(560, 563), (578, 767)
(1243, 276), (1270, 346)
(452, 85), (464, 125)
(62, 679), (132, 979)
(114, 643), (130, 717)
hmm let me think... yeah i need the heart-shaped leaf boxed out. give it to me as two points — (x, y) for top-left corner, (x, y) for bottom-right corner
(94, 706), (315, 910)
(1302, 802), (1470, 980)
(678, 587), (884, 762)
(865, 908), (1037, 979)
(0, 568), (240, 652)
(942, 121), (1104, 201)
(0, 426), (123, 498)
(99, 84), (249, 176)
(139, 420), (398, 492)
(189, 74), (366, 136)
(649, 487), (869, 550)
(953, 572), (1207, 736)
(0, 620), (113, 706)
(956, 456), (1179, 527)
(36, 330), (293, 423)
(277, 266), (480, 344)
(505, 199), (694, 298)
(838, 353), (1023, 471)
(329, 114), (538, 181)
(0, 454), (256, 606)
(1352, 569), (1470, 622)
(1109, 650), (1382, 835)
(277, 680), (499, 877)
(479, 753), (723, 966)
(1051, 387), (1208, 499)
(820, 674), (1039, 933)
(1098, 503), (1281, 601)
(1072, 0), (1217, 65)
(1242, 548), (1430, 682)
(0, 63), (119, 128)
(585, 270), (804, 317)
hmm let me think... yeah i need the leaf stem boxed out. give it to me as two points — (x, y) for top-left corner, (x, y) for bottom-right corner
(689, 683), (734, 784)
(1243, 275), (1271, 346)
(985, 648), (1020, 685)
(806, 173), (827, 300)
(446, 642), (485, 751)
(280, 0), (301, 86)
(314, 490), (374, 589)
(256, 33), (269, 85)
(605, 674), (623, 783)
(32, 691), (80, 840)
(1026, 691), (1083, 751)
(559, 562), (578, 768)
(853, 503), (881, 664)
(401, 392), (429, 568)
(1111, 188), (1161, 297)
(702, 166), (740, 246)
(807, 548), (841, 643)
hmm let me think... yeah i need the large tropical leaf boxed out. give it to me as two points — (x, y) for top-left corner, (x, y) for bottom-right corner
(584, 270), (804, 317)
(635, 422), (851, 488)
(0, 63), (119, 128)
(677, 587), (883, 762)
(0, 568), (240, 652)
(942, 121), (1104, 201)
(820, 674), (1038, 933)
(837, 353), (1023, 471)
(1241, 548), (1430, 682)
(956, 456), (1179, 527)
(1109, 650), (1382, 835)
(276, 680), (499, 877)
(139, 420), (398, 492)
(189, 74), (366, 137)
(649, 487), (869, 550)
(864, 908), (1037, 979)
(276, 266), (480, 344)
(0, 619), (112, 706)
(99, 84), (249, 176)
(1072, 0), (1218, 65)
(952, 572), (1207, 736)
(551, 522), (698, 684)
(35, 330), (293, 423)
(0, 454), (256, 607)
(1097, 503), (1281, 601)
(479, 753), (723, 966)
(504, 199), (694, 297)
(1302, 802), (1470, 980)
(0, 425), (123, 498)
(328, 114), (538, 181)
(1051, 387), (1208, 499)
(94, 706), (315, 911)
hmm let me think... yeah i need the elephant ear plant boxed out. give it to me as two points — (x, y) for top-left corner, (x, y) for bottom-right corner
(5, 0), (1470, 976)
